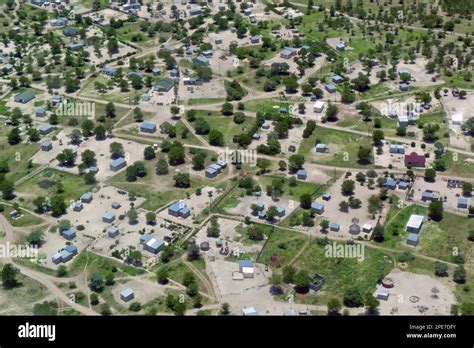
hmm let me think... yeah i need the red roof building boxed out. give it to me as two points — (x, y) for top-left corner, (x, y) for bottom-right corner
(404, 152), (426, 167)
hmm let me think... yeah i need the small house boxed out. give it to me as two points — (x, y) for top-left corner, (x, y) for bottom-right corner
(89, 166), (99, 174)
(111, 202), (121, 209)
(313, 101), (325, 113)
(324, 83), (336, 93)
(362, 223), (372, 233)
(61, 228), (76, 240)
(322, 193), (331, 201)
(189, 6), (202, 15)
(102, 212), (116, 223)
(107, 226), (120, 238)
(406, 233), (419, 246)
(296, 169), (307, 180)
(458, 196), (469, 209)
(215, 37), (223, 44)
(399, 83), (409, 91)
(140, 122), (157, 133)
(336, 42), (345, 51)
(152, 68), (161, 76)
(389, 144), (405, 154)
(110, 157), (127, 172)
(385, 178), (397, 190)
(144, 237), (165, 254)
(398, 181), (409, 190)
(330, 223), (340, 232)
(239, 260), (254, 278)
(332, 75), (343, 84)
(41, 140), (52, 151)
(168, 201), (191, 218)
(315, 143), (327, 153)
(120, 288), (134, 302)
(153, 77), (175, 92)
(311, 202), (324, 215)
(280, 47), (297, 59)
(276, 206), (286, 217)
(250, 35), (260, 44)
(206, 167), (219, 178)
(73, 201), (83, 212)
(38, 124), (54, 135)
(80, 192), (93, 203)
(194, 55), (210, 66)
(242, 307), (259, 316)
(35, 107), (46, 117)
(421, 190), (439, 202)
(254, 202), (265, 211)
(406, 214), (424, 233)
(102, 67), (117, 76)
(261, 123), (270, 130)
(375, 287), (389, 300)
(14, 89), (36, 104)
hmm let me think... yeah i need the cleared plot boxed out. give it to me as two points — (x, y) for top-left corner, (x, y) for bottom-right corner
(15, 168), (96, 211)
(381, 204), (474, 263)
(298, 127), (372, 168)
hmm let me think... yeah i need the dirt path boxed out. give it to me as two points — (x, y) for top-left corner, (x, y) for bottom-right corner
(181, 253), (218, 303)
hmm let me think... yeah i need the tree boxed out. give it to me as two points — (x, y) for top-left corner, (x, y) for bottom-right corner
(156, 158), (169, 175)
(327, 298), (342, 316)
(89, 272), (105, 292)
(434, 262), (448, 277)
(453, 265), (466, 284)
(81, 119), (94, 136)
(100, 303), (112, 316)
(372, 130), (384, 146)
(81, 149), (97, 167)
(462, 182), (472, 197)
(33, 196), (46, 213)
(145, 211), (156, 225)
(428, 200), (443, 221)
(160, 246), (175, 263)
(320, 219), (329, 232)
(167, 142), (185, 165)
(294, 271), (310, 293)
(157, 268), (169, 284)
(341, 180), (355, 195)
(299, 193), (312, 209)
(57, 149), (76, 167)
(288, 154), (305, 173)
(368, 195), (383, 218)
(339, 200), (349, 212)
(209, 129), (224, 146)
(365, 294), (380, 315)
(282, 265), (296, 284)
(221, 102), (234, 115)
(56, 265), (67, 278)
(7, 127), (21, 145)
(127, 209), (138, 224)
(105, 102), (116, 118)
(372, 223), (384, 242)
(173, 172), (190, 188)
(343, 287), (364, 307)
(220, 303), (231, 315)
(424, 168), (436, 182)
(0, 180), (15, 200)
(26, 229), (44, 246)
(357, 146), (372, 164)
(1, 264), (19, 289)
(50, 195), (67, 216)
(109, 142), (125, 159)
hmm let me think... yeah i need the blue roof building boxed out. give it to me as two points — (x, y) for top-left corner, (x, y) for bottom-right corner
(406, 233), (419, 246)
(280, 47), (297, 59)
(168, 201), (190, 218)
(38, 124), (54, 135)
(458, 196), (469, 209)
(102, 67), (118, 75)
(336, 42), (345, 51)
(324, 83), (336, 93)
(389, 144), (405, 154)
(322, 193), (331, 201)
(107, 226), (119, 238)
(206, 167), (219, 178)
(144, 237), (165, 254)
(68, 43), (83, 51)
(254, 202), (265, 211)
(239, 260), (254, 269)
(252, 133), (261, 140)
(35, 107), (46, 117)
(421, 190), (439, 201)
(296, 169), (307, 180)
(386, 178), (397, 190)
(152, 68), (161, 75)
(127, 71), (144, 79)
(89, 166), (99, 174)
(399, 83), (409, 91)
(102, 211), (116, 223)
(311, 202), (324, 214)
(330, 223), (340, 232)
(41, 140), (52, 151)
(194, 55), (210, 66)
(190, 6), (202, 15)
(398, 181), (409, 190)
(80, 192), (93, 203)
(52, 95), (62, 105)
(110, 157), (127, 172)
(250, 35), (260, 44)
(140, 122), (157, 133)
(332, 75), (343, 84)
(61, 228), (76, 240)
(73, 201), (83, 212)
(276, 206), (286, 217)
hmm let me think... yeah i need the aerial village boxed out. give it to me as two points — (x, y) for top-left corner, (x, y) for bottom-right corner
(0, 0), (472, 317)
